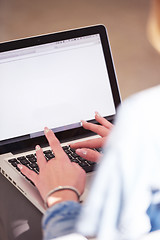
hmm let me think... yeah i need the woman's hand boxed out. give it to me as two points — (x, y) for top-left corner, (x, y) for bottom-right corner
(18, 127), (86, 208)
(70, 112), (113, 162)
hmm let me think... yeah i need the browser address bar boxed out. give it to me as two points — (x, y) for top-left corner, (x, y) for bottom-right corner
(0, 39), (100, 64)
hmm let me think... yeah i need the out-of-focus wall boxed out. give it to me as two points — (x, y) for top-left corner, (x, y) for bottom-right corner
(0, 0), (159, 99)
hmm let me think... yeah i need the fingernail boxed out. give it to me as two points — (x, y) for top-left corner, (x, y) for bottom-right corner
(76, 149), (87, 156)
(95, 111), (101, 117)
(44, 127), (49, 134)
(35, 145), (41, 151)
(17, 164), (23, 170)
(80, 120), (86, 126)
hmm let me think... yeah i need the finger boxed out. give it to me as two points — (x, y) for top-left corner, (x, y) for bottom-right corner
(81, 120), (109, 137)
(44, 127), (66, 159)
(70, 137), (105, 149)
(17, 164), (38, 184)
(76, 148), (101, 162)
(95, 112), (113, 129)
(35, 145), (46, 171)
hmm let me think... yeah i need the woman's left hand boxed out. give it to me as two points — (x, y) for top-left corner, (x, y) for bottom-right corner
(18, 127), (86, 207)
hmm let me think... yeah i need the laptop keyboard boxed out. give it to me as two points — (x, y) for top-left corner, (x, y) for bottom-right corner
(8, 146), (102, 186)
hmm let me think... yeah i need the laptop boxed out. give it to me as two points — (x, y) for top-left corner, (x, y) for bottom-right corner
(0, 25), (121, 213)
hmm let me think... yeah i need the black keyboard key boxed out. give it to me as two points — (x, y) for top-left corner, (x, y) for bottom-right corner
(71, 153), (78, 158)
(68, 154), (74, 160)
(77, 156), (85, 162)
(83, 164), (96, 173)
(26, 154), (35, 159)
(11, 161), (19, 167)
(16, 166), (20, 172)
(43, 150), (52, 154)
(8, 158), (17, 163)
(79, 161), (88, 167)
(70, 148), (76, 153)
(71, 159), (80, 163)
(32, 168), (38, 173)
(64, 149), (71, 155)
(19, 159), (29, 165)
(45, 153), (55, 160)
(35, 166), (39, 172)
(29, 163), (38, 169)
(29, 157), (37, 163)
(87, 160), (96, 166)
(62, 146), (69, 151)
(96, 147), (103, 153)
(17, 156), (26, 161)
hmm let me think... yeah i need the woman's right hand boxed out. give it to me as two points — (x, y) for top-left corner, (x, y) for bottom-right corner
(70, 112), (113, 162)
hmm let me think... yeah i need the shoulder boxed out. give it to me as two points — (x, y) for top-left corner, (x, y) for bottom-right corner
(110, 85), (160, 149)
(125, 85), (160, 109)
(116, 85), (160, 128)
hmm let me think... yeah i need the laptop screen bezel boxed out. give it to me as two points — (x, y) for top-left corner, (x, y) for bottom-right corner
(0, 25), (121, 154)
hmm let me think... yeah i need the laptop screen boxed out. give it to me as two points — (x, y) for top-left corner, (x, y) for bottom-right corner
(0, 25), (121, 153)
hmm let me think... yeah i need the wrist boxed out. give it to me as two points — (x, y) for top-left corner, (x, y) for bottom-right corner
(47, 190), (79, 208)
(44, 186), (81, 209)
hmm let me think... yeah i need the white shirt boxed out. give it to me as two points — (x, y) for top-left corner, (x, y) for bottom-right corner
(77, 85), (160, 240)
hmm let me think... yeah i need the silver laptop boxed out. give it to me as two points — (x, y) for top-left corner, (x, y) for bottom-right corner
(0, 25), (121, 213)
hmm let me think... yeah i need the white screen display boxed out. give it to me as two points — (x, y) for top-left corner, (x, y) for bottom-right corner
(0, 34), (115, 141)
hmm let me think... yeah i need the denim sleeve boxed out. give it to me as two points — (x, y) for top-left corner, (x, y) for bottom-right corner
(42, 201), (82, 240)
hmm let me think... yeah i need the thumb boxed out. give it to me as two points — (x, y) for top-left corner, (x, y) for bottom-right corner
(76, 148), (101, 162)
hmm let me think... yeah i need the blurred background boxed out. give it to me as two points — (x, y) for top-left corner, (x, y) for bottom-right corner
(0, 0), (159, 100)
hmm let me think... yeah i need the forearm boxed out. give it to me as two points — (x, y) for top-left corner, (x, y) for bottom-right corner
(42, 201), (82, 240)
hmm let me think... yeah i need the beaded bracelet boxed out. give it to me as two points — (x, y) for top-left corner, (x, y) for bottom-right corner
(44, 186), (81, 209)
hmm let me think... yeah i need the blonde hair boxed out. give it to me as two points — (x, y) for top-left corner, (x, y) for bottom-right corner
(147, 0), (160, 52)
